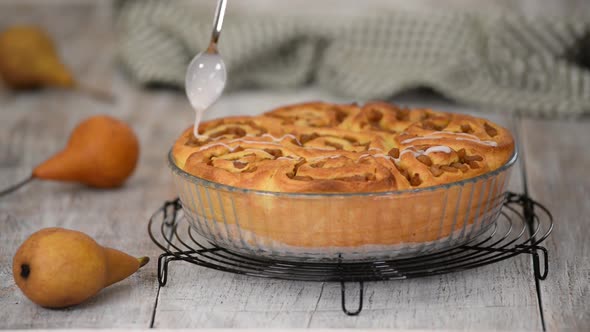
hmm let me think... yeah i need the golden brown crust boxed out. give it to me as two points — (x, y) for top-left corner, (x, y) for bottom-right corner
(264, 101), (360, 128)
(173, 102), (515, 193)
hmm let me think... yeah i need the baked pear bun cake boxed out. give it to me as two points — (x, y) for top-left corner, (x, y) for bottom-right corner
(170, 102), (516, 261)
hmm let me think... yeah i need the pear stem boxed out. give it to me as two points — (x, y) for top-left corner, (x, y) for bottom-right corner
(76, 83), (115, 104)
(138, 256), (150, 268)
(0, 175), (33, 198)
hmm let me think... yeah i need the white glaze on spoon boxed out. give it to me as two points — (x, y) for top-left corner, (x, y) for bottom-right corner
(185, 52), (227, 139)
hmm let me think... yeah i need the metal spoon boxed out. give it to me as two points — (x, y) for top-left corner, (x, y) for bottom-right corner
(185, 0), (228, 138)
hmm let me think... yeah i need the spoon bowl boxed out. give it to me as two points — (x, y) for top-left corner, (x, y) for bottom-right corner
(185, 52), (227, 111)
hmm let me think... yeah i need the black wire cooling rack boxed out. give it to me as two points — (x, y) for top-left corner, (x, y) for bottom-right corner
(148, 192), (552, 317)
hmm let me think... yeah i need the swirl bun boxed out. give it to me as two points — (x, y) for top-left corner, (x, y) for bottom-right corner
(173, 102), (514, 193)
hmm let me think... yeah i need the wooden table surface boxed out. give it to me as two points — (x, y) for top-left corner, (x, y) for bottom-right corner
(0, 2), (588, 330)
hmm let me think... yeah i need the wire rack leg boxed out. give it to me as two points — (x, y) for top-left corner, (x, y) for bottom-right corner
(157, 254), (181, 286)
(508, 192), (551, 281)
(163, 198), (182, 226)
(340, 281), (364, 316)
(532, 246), (549, 280)
(520, 194), (550, 280)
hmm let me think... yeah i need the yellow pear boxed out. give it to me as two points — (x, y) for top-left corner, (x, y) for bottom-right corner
(0, 25), (75, 89)
(12, 228), (149, 308)
(0, 25), (113, 102)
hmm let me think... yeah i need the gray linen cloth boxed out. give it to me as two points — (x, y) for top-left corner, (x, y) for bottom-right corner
(117, 0), (590, 117)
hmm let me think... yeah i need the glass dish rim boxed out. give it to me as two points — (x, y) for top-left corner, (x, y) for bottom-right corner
(168, 147), (518, 198)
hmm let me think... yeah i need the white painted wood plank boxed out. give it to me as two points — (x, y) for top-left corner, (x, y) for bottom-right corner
(521, 118), (590, 331)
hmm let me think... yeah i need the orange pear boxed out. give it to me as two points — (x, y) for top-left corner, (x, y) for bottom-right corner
(32, 115), (140, 188)
(12, 227), (149, 308)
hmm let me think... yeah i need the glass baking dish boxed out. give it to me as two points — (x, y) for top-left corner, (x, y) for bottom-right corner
(168, 149), (517, 261)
